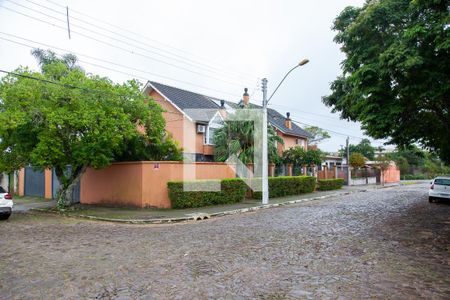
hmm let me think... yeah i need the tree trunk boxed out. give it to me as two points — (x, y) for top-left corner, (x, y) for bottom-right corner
(56, 166), (86, 209)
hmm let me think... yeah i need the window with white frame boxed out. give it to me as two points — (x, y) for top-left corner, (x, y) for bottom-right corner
(205, 113), (223, 145)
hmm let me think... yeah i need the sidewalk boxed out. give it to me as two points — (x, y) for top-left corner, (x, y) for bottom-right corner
(12, 196), (56, 212)
(32, 184), (398, 223)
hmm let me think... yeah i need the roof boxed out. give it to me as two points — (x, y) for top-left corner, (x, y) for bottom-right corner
(145, 81), (311, 138)
(146, 81), (221, 122)
(225, 101), (312, 138)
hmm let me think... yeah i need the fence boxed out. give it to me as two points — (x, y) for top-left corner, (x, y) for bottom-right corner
(80, 161), (236, 208)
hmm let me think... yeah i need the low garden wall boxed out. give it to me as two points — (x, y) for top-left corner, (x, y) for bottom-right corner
(80, 161), (236, 208)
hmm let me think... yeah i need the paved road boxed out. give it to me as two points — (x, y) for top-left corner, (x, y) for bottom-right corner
(0, 184), (449, 299)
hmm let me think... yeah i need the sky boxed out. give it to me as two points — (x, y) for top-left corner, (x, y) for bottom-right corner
(0, 0), (388, 152)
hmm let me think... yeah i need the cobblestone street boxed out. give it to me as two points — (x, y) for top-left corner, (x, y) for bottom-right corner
(1, 183), (449, 299)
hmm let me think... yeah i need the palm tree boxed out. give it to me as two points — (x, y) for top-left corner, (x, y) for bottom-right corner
(31, 48), (83, 76)
(213, 110), (283, 164)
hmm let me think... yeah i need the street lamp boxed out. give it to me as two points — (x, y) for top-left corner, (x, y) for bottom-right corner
(260, 59), (309, 205)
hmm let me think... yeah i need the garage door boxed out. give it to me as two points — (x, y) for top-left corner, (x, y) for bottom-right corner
(24, 167), (45, 197)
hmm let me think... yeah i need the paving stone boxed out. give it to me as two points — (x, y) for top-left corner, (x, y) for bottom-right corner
(0, 183), (448, 299)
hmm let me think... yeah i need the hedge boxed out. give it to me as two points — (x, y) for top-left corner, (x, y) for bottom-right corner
(167, 178), (247, 209)
(252, 176), (316, 199)
(317, 178), (345, 191)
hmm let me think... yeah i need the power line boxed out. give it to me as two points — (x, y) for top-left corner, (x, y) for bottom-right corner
(269, 103), (345, 121)
(8, 0), (256, 83)
(12, 0), (256, 85)
(42, 0), (256, 80)
(0, 3), (253, 88)
(0, 33), (241, 97)
(0, 69), (121, 96)
(289, 118), (385, 145)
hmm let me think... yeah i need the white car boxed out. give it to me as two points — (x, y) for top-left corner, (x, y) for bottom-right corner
(429, 177), (450, 203)
(0, 186), (13, 220)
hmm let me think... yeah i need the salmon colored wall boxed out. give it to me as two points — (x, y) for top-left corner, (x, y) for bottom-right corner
(44, 169), (52, 199)
(149, 90), (203, 155)
(80, 163), (143, 207)
(277, 131), (307, 155)
(18, 168), (24, 196)
(203, 145), (214, 156)
(141, 162), (236, 208)
(80, 161), (236, 208)
(383, 165), (400, 183)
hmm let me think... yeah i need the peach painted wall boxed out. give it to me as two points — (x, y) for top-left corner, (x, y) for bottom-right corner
(141, 162), (235, 208)
(383, 165), (400, 183)
(80, 163), (143, 207)
(80, 161), (236, 208)
(18, 168), (24, 196)
(44, 169), (52, 199)
(149, 90), (204, 155)
(277, 131), (307, 155)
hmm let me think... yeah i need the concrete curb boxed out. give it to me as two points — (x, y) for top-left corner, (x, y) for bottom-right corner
(30, 188), (373, 224)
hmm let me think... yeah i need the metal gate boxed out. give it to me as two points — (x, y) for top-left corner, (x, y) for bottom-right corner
(52, 168), (80, 202)
(24, 167), (45, 197)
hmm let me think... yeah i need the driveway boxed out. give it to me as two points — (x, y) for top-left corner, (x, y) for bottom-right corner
(0, 183), (448, 299)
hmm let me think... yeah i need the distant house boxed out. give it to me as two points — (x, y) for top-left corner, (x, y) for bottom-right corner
(143, 81), (312, 161)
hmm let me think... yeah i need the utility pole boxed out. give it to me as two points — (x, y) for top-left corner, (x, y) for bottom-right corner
(261, 78), (269, 205)
(346, 136), (350, 184)
(259, 59), (309, 205)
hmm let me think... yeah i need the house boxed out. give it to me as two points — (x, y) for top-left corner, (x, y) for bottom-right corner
(143, 81), (312, 161)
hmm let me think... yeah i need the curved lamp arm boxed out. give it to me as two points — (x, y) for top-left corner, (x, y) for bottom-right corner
(267, 59), (309, 104)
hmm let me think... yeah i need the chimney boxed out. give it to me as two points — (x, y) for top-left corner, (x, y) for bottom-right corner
(220, 99), (225, 108)
(243, 88), (249, 106)
(285, 112), (292, 129)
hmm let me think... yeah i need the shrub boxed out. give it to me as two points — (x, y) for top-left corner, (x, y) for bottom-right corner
(317, 178), (345, 191)
(252, 176), (316, 199)
(167, 178), (247, 209)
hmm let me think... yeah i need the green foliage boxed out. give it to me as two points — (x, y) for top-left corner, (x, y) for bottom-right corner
(387, 145), (450, 177)
(323, 0), (450, 163)
(349, 139), (375, 160)
(317, 179), (345, 191)
(252, 176), (316, 199)
(0, 49), (181, 208)
(303, 126), (330, 145)
(167, 178), (247, 209)
(349, 152), (366, 168)
(282, 148), (324, 166)
(213, 109), (283, 164)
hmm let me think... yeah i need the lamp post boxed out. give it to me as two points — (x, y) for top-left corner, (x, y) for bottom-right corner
(260, 59), (309, 205)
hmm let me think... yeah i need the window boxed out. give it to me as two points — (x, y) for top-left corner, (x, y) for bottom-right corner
(205, 113), (223, 145)
(435, 178), (450, 186)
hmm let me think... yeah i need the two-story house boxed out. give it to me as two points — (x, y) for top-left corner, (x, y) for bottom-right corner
(143, 81), (311, 161)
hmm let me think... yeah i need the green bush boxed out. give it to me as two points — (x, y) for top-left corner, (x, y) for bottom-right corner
(167, 178), (247, 209)
(252, 176), (316, 199)
(317, 178), (345, 191)
(402, 174), (432, 180)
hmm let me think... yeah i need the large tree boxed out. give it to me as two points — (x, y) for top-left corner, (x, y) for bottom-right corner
(349, 139), (375, 160)
(0, 49), (180, 208)
(323, 0), (450, 163)
(303, 126), (331, 145)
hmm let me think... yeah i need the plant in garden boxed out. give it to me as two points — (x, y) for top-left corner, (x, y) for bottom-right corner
(282, 147), (324, 167)
(0, 49), (181, 208)
(323, 0), (450, 163)
(349, 152), (366, 169)
(213, 110), (283, 164)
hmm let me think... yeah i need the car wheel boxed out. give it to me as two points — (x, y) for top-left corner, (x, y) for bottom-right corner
(0, 213), (11, 220)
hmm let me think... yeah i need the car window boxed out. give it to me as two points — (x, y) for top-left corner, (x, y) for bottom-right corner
(434, 179), (450, 186)
(0, 186), (6, 193)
